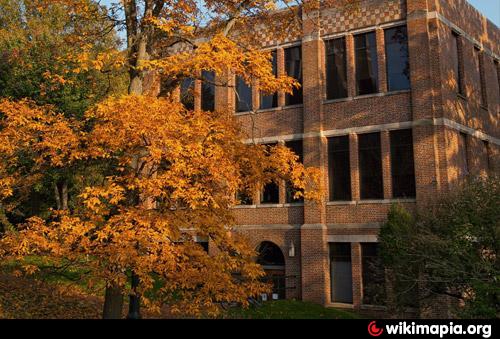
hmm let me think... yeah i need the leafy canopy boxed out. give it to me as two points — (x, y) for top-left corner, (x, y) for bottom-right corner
(380, 177), (500, 318)
(0, 0), (330, 317)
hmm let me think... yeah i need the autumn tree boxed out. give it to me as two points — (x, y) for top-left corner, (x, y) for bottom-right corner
(0, 95), (320, 318)
(0, 0), (330, 319)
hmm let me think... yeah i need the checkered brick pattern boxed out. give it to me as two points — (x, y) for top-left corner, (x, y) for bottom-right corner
(320, 0), (406, 36)
(167, 42), (193, 55)
(253, 24), (302, 48)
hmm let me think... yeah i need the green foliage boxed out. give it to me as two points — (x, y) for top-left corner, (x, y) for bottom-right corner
(0, 0), (127, 117)
(379, 176), (500, 318)
(380, 204), (415, 265)
(379, 204), (419, 311)
(0, 0), (128, 223)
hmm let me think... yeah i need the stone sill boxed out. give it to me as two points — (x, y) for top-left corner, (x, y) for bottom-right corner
(357, 198), (416, 205)
(323, 90), (411, 105)
(282, 104), (304, 110)
(327, 201), (357, 206)
(234, 200), (416, 209)
(327, 199), (416, 206)
(256, 107), (280, 114)
(233, 203), (305, 209)
(234, 104), (304, 116)
(234, 110), (255, 116)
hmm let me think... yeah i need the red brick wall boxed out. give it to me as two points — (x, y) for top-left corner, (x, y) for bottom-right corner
(436, 0), (499, 55)
(155, 0), (499, 315)
(233, 206), (304, 226)
(326, 202), (416, 224)
(435, 1), (499, 138)
(322, 93), (412, 130)
(236, 107), (304, 140)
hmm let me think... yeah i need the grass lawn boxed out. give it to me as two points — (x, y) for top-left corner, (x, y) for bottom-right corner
(224, 300), (361, 319)
(0, 267), (361, 319)
(1, 259), (360, 319)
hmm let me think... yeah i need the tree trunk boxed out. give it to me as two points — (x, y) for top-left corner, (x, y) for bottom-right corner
(53, 180), (69, 211)
(61, 180), (68, 210)
(100, 1), (147, 320)
(103, 284), (124, 319)
(129, 75), (143, 95)
(54, 183), (62, 210)
(385, 268), (398, 318)
(107, 0), (152, 320)
(127, 272), (142, 319)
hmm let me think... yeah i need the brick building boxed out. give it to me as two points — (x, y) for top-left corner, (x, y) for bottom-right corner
(171, 0), (500, 313)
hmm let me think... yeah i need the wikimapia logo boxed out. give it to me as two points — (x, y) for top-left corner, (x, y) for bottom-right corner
(367, 321), (492, 338)
(368, 321), (384, 337)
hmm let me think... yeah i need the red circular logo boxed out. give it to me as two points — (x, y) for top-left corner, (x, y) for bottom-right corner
(368, 321), (384, 337)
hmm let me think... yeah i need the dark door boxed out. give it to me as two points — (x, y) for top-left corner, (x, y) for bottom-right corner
(330, 243), (353, 303)
(257, 241), (286, 300)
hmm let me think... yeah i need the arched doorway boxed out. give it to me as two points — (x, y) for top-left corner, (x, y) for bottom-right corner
(257, 241), (286, 300)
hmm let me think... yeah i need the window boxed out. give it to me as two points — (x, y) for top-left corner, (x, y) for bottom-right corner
(328, 136), (352, 201)
(325, 38), (348, 100)
(474, 47), (487, 106)
(180, 78), (195, 110)
(330, 243), (353, 303)
(261, 144), (280, 204)
(236, 190), (253, 205)
(452, 31), (464, 95)
(390, 129), (416, 198)
(358, 133), (383, 200)
(201, 70), (215, 111)
(385, 26), (410, 91)
(285, 46), (303, 105)
(355, 32), (378, 95)
(261, 50), (279, 110)
(235, 76), (253, 112)
(261, 182), (279, 204)
(285, 140), (304, 203)
(361, 243), (386, 306)
(459, 132), (469, 177)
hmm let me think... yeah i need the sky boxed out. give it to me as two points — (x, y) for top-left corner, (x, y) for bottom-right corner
(101, 0), (499, 26)
(468, 0), (500, 26)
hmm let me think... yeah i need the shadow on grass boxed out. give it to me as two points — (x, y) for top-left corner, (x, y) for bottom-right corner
(222, 300), (362, 319)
